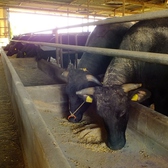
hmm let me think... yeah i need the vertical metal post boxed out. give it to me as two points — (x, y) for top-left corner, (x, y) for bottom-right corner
(142, 3), (145, 13)
(54, 28), (60, 67)
(59, 34), (63, 68)
(67, 7), (70, 68)
(122, 0), (125, 16)
(7, 8), (10, 40)
(87, 0), (90, 32)
(75, 34), (78, 68)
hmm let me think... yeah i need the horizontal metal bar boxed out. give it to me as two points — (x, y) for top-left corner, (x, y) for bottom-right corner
(22, 9), (168, 35)
(56, 9), (168, 29)
(12, 40), (168, 66)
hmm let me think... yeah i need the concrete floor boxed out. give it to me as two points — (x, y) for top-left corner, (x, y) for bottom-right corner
(0, 55), (25, 168)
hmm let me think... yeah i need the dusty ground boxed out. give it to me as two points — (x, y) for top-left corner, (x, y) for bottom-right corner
(0, 55), (25, 168)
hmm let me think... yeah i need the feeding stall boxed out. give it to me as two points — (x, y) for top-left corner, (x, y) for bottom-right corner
(1, 9), (168, 168)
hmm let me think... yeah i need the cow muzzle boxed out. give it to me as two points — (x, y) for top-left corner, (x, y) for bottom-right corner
(106, 135), (126, 150)
(68, 101), (85, 123)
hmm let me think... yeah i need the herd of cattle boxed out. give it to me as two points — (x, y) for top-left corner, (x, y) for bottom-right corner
(4, 32), (89, 69)
(3, 17), (168, 150)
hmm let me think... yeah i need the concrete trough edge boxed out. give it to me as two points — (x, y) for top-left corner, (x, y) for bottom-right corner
(129, 102), (168, 156)
(37, 59), (67, 84)
(0, 49), (71, 168)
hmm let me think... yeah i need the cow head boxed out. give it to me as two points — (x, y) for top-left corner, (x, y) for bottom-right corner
(62, 69), (102, 123)
(16, 51), (26, 58)
(76, 81), (150, 150)
(6, 45), (18, 56)
(6, 42), (24, 56)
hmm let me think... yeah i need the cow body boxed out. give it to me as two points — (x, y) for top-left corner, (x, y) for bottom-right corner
(64, 21), (133, 123)
(77, 18), (168, 150)
(17, 35), (54, 58)
(36, 33), (89, 69)
(104, 18), (168, 115)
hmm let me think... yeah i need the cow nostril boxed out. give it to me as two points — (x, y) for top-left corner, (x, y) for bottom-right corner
(68, 117), (78, 123)
(107, 138), (126, 150)
(68, 115), (82, 123)
(68, 113), (77, 120)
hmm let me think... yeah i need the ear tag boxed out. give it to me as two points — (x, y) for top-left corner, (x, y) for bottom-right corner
(131, 94), (138, 101)
(86, 96), (93, 103)
(80, 68), (88, 72)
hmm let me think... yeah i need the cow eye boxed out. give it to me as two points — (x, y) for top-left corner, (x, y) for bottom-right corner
(119, 110), (126, 117)
(116, 110), (126, 119)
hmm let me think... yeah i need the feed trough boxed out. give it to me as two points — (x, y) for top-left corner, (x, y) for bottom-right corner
(1, 48), (168, 168)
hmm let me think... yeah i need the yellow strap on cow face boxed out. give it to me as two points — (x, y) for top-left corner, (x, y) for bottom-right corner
(131, 94), (139, 101)
(86, 96), (93, 103)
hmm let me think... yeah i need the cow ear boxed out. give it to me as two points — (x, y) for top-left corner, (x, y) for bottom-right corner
(130, 88), (151, 103)
(76, 87), (95, 103)
(62, 71), (69, 78)
(76, 87), (95, 96)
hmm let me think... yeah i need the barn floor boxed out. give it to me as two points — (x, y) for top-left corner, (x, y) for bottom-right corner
(2, 53), (168, 168)
(0, 55), (25, 168)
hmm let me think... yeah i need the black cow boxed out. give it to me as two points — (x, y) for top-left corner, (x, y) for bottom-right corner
(62, 21), (133, 123)
(60, 33), (89, 67)
(16, 35), (54, 58)
(36, 33), (89, 69)
(6, 35), (30, 56)
(3, 36), (19, 51)
(76, 18), (168, 150)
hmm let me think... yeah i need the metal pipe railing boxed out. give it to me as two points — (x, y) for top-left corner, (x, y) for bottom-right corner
(11, 10), (168, 66)
(12, 40), (168, 66)
(22, 9), (168, 35)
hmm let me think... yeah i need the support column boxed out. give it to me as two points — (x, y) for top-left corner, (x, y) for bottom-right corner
(0, 8), (10, 46)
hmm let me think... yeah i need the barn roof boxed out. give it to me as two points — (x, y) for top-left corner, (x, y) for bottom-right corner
(0, 0), (167, 18)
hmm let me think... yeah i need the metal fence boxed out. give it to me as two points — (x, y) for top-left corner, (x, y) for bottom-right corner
(11, 9), (168, 66)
